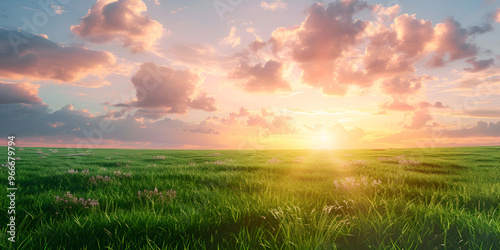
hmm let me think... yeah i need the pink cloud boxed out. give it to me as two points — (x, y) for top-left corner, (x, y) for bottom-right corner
(373, 4), (400, 23)
(381, 99), (416, 111)
(229, 60), (291, 93)
(495, 8), (500, 23)
(418, 102), (447, 109)
(404, 109), (433, 130)
(243, 109), (295, 134)
(0, 29), (115, 84)
(393, 14), (434, 58)
(71, 0), (164, 53)
(427, 17), (478, 67)
(262, 2), (436, 95)
(381, 75), (434, 96)
(286, 2), (369, 92)
(243, 1), (491, 99)
(219, 107), (250, 125)
(190, 92), (217, 112)
(248, 40), (267, 53)
(0, 82), (43, 104)
(247, 114), (267, 127)
(129, 62), (217, 114)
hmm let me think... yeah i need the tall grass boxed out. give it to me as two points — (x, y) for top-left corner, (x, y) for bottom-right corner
(0, 147), (499, 249)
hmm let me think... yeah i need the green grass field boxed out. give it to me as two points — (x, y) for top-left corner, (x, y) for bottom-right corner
(1, 146), (500, 249)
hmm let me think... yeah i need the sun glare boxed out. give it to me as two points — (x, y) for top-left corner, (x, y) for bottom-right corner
(315, 131), (337, 149)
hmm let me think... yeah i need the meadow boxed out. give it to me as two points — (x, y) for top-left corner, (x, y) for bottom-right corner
(1, 146), (500, 249)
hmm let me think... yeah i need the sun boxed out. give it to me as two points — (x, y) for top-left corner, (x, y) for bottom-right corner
(314, 131), (337, 149)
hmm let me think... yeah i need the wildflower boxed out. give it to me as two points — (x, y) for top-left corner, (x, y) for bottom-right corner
(334, 176), (382, 190)
(341, 160), (368, 168)
(267, 158), (280, 164)
(398, 158), (420, 165)
(293, 157), (305, 163)
(89, 175), (112, 186)
(54, 191), (99, 211)
(114, 170), (131, 178)
(138, 187), (176, 202)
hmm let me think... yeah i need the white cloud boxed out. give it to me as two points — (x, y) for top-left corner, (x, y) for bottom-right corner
(260, 0), (287, 10)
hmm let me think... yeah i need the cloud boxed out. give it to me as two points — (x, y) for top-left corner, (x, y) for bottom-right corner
(247, 114), (267, 127)
(248, 40), (267, 53)
(404, 109), (433, 130)
(418, 101), (447, 109)
(396, 100), (446, 131)
(467, 23), (493, 35)
(50, 5), (66, 15)
(170, 6), (186, 14)
(239, 108), (296, 134)
(0, 104), (300, 149)
(0, 29), (116, 84)
(381, 75), (434, 96)
(446, 121), (500, 137)
(189, 92), (217, 112)
(229, 60), (291, 93)
(218, 107), (250, 124)
(0, 104), (96, 138)
(71, 0), (164, 53)
(392, 14), (434, 58)
(0, 82), (43, 104)
(188, 127), (220, 135)
(463, 109), (500, 118)
(220, 26), (241, 48)
(129, 62), (217, 115)
(260, 0), (287, 10)
(379, 120), (500, 145)
(239, 1), (491, 99)
(495, 8), (500, 23)
(332, 124), (365, 141)
(427, 17), (479, 67)
(464, 57), (495, 72)
(455, 67), (500, 88)
(268, 1), (370, 95)
(381, 99), (416, 111)
(0, 103), (231, 149)
(267, 115), (295, 134)
(373, 4), (400, 23)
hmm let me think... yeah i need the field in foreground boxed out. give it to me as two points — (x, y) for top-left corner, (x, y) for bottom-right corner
(1, 147), (500, 249)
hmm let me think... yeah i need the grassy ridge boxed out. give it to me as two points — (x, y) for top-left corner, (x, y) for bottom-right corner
(1, 147), (499, 249)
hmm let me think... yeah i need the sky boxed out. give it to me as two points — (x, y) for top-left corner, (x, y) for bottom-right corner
(1, 0), (500, 150)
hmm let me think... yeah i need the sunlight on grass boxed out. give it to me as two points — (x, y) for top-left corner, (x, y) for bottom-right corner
(0, 147), (499, 249)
